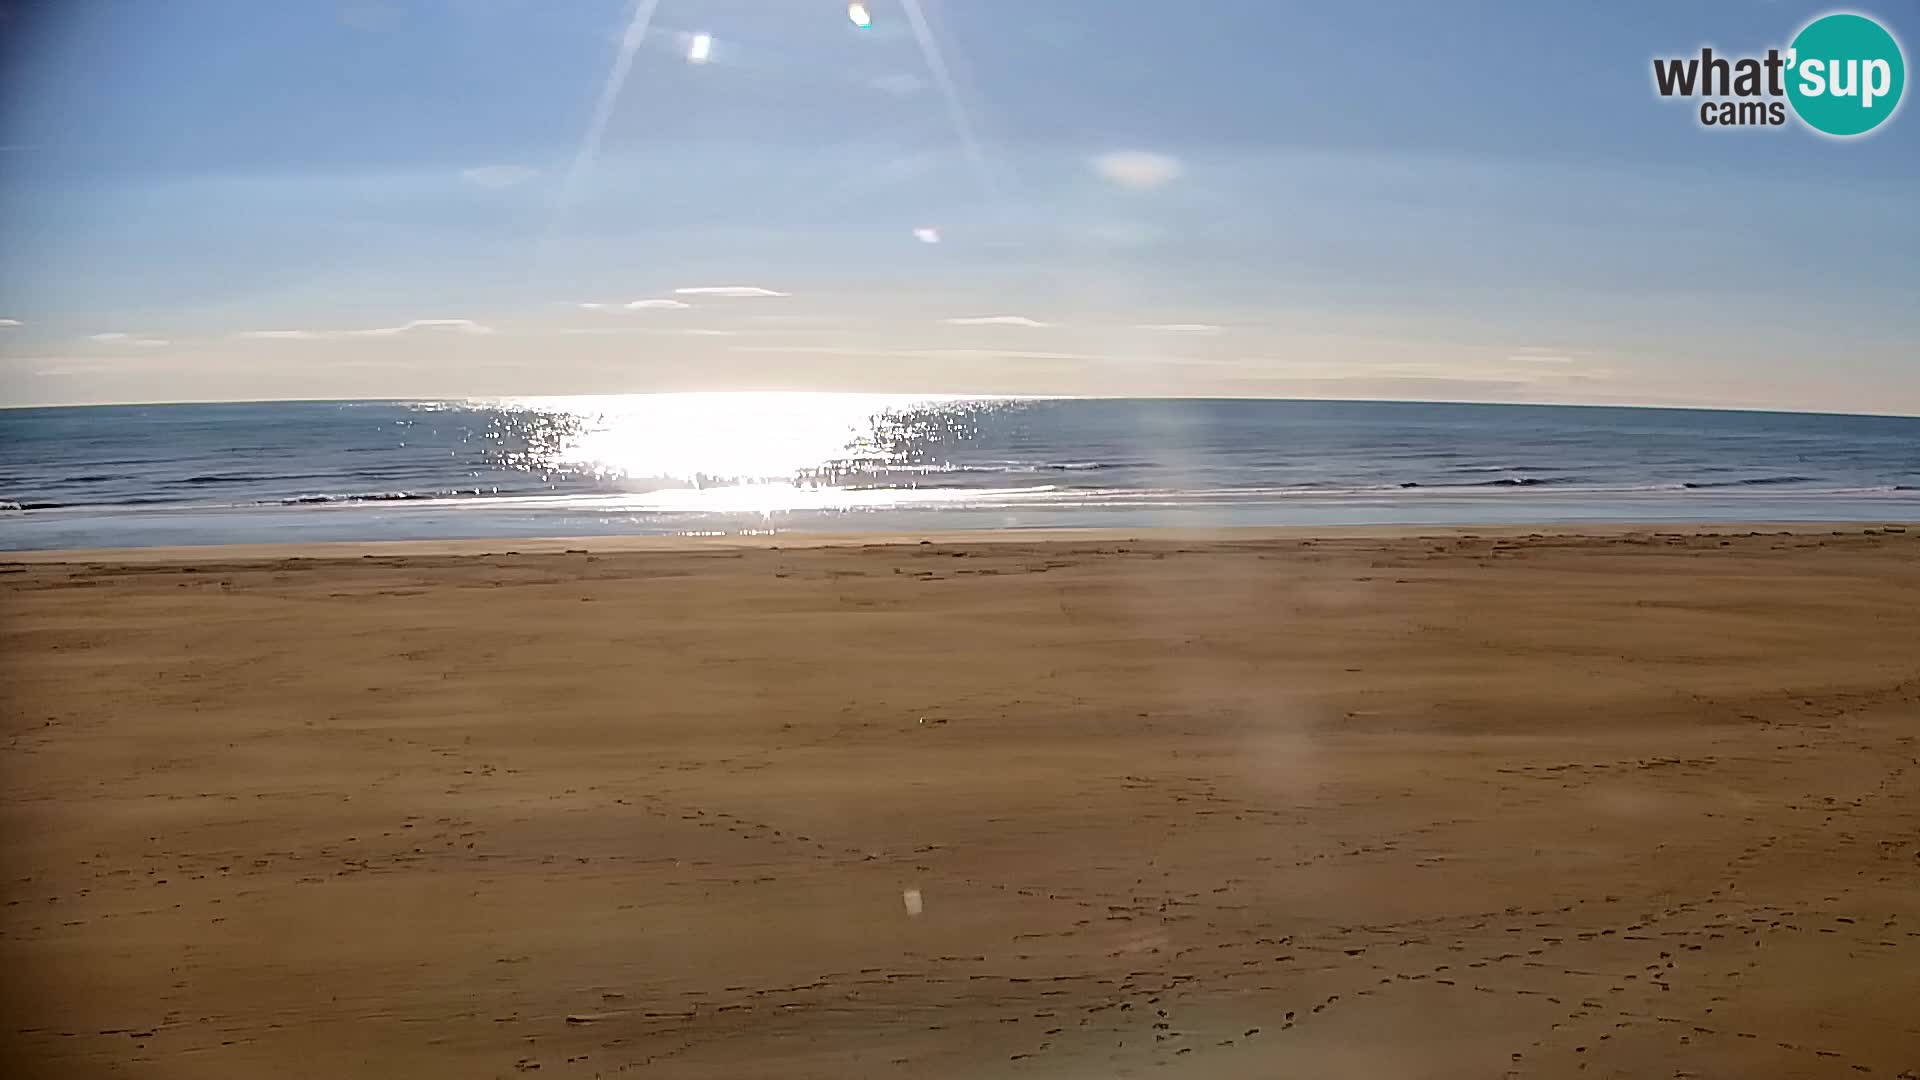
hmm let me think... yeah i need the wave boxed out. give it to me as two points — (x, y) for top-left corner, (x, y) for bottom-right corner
(1681, 475), (1818, 489)
(276, 491), (458, 505)
(9, 481), (1920, 521)
(2, 495), (195, 510)
(182, 474), (270, 486)
(807, 460), (1123, 477)
(183, 471), (350, 487)
(1399, 476), (1580, 489)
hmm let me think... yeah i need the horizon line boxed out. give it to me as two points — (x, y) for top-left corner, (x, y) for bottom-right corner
(3, 393), (1919, 422)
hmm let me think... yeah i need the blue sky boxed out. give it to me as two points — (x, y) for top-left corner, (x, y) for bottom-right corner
(1, 0), (1916, 411)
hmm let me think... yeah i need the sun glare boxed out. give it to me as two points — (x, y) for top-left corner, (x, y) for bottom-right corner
(492, 392), (968, 495)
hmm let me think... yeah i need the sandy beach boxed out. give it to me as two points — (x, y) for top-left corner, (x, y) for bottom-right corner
(4, 526), (1919, 1079)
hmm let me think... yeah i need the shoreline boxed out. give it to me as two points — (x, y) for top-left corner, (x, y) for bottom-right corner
(5, 519), (1916, 564)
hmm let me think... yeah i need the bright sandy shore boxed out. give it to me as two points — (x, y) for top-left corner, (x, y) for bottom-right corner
(4, 526), (1920, 1078)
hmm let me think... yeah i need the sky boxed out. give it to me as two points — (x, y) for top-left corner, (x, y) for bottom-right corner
(0, 0), (1916, 412)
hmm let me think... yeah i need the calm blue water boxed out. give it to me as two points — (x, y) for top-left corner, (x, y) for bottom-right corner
(3, 395), (1917, 549)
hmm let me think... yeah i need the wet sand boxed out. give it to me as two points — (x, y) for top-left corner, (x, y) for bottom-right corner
(4, 526), (1920, 1078)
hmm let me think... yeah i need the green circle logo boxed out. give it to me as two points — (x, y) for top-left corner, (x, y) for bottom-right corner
(1786, 13), (1906, 136)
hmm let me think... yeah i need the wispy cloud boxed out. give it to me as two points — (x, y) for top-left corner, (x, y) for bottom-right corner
(236, 319), (494, 341)
(461, 164), (539, 189)
(559, 326), (738, 338)
(0, 318), (20, 328)
(1135, 323), (1224, 335)
(359, 319), (494, 336)
(1508, 346), (1580, 364)
(732, 344), (1173, 365)
(674, 286), (790, 298)
(941, 315), (1053, 328)
(88, 332), (169, 347)
(1091, 150), (1183, 191)
(577, 298), (694, 311)
(913, 226), (943, 244)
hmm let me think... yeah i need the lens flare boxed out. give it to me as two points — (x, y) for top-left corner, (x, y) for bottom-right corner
(899, 0), (994, 197)
(552, 0), (661, 239)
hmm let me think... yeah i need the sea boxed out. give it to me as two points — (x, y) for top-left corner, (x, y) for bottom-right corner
(2, 395), (1917, 550)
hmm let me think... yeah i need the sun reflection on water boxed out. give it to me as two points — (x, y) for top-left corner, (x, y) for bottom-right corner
(474, 392), (1007, 510)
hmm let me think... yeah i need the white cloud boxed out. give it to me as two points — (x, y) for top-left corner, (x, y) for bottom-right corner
(0, 318), (20, 327)
(1135, 323), (1224, 335)
(674, 286), (789, 298)
(88, 332), (169, 347)
(236, 319), (494, 341)
(460, 164), (538, 189)
(1091, 150), (1183, 191)
(913, 226), (942, 244)
(941, 315), (1053, 328)
(680, 328), (736, 337)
